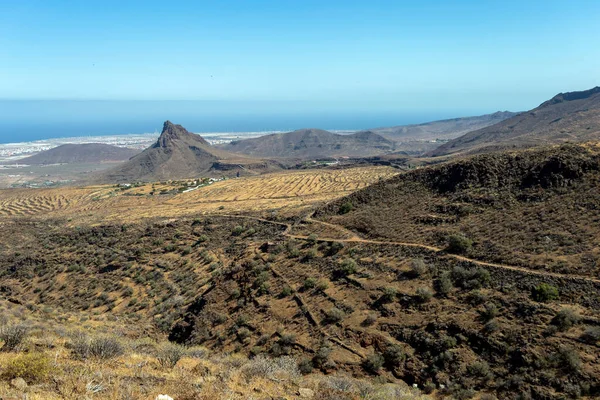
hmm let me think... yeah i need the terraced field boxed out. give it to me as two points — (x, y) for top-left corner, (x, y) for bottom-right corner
(0, 166), (398, 223)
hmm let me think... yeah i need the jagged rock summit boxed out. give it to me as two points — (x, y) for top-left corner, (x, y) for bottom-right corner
(98, 121), (281, 182)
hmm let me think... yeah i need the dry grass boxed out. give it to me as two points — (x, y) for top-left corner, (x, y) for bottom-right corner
(0, 300), (427, 400)
(0, 167), (398, 223)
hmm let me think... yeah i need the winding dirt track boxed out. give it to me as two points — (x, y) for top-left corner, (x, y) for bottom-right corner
(223, 214), (600, 286)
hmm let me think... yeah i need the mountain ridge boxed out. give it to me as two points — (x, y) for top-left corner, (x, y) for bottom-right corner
(4, 143), (139, 165)
(428, 87), (600, 157)
(220, 128), (396, 158)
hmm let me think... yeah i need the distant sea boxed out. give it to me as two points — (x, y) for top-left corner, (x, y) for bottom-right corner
(0, 100), (479, 144)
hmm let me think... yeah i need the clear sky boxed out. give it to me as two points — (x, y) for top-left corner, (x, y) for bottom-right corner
(0, 0), (599, 139)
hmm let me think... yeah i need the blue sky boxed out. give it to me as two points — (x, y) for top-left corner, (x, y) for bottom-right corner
(0, 0), (599, 124)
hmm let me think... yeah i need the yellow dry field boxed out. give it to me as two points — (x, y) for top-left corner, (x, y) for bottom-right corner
(0, 166), (398, 223)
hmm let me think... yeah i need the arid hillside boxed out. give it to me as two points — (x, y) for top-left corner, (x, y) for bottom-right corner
(317, 143), (600, 279)
(429, 87), (600, 157)
(5, 143), (140, 165)
(371, 111), (517, 141)
(220, 128), (396, 158)
(1, 145), (600, 399)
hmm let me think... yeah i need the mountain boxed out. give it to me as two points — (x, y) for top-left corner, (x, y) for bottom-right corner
(99, 121), (283, 182)
(220, 128), (396, 158)
(7, 143), (139, 165)
(371, 111), (518, 141)
(428, 87), (600, 157)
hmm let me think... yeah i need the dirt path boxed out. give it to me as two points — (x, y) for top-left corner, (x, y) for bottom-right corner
(222, 214), (600, 286)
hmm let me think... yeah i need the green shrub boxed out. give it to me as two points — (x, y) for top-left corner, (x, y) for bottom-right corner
(362, 352), (384, 373)
(337, 258), (357, 278)
(323, 307), (344, 324)
(410, 258), (428, 278)
(467, 360), (490, 377)
(580, 327), (600, 344)
(327, 242), (344, 256)
(436, 272), (453, 296)
(307, 233), (318, 245)
(316, 279), (329, 292)
(237, 327), (251, 341)
(280, 285), (293, 297)
(3, 353), (52, 383)
(298, 358), (314, 374)
(380, 287), (398, 303)
(446, 234), (472, 254)
(303, 277), (317, 290)
(531, 283), (559, 302)
(551, 308), (580, 331)
(451, 266), (490, 289)
(553, 346), (582, 372)
(383, 344), (405, 368)
(232, 226), (244, 236)
(338, 201), (353, 215)
(479, 303), (499, 321)
(415, 287), (433, 303)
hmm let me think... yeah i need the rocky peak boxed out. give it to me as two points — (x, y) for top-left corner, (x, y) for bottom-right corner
(155, 121), (209, 148)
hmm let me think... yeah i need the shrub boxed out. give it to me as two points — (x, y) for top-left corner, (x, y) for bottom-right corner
(338, 201), (353, 215)
(361, 314), (377, 327)
(362, 353), (384, 373)
(303, 277), (317, 290)
(383, 344), (405, 368)
(451, 266), (490, 289)
(71, 334), (124, 360)
(337, 258), (357, 278)
(531, 283), (559, 302)
(0, 325), (28, 352)
(232, 226), (244, 236)
(2, 352), (52, 383)
(307, 233), (318, 245)
(479, 303), (499, 321)
(467, 360), (490, 377)
(298, 358), (314, 374)
(241, 355), (300, 381)
(157, 342), (186, 368)
(580, 326), (600, 344)
(551, 308), (580, 331)
(328, 241), (344, 256)
(446, 234), (472, 254)
(437, 272), (453, 296)
(237, 327), (251, 341)
(316, 279), (329, 292)
(380, 287), (398, 303)
(553, 346), (582, 372)
(280, 285), (293, 297)
(323, 307), (345, 324)
(483, 320), (500, 333)
(313, 343), (332, 368)
(415, 287), (433, 303)
(410, 258), (428, 278)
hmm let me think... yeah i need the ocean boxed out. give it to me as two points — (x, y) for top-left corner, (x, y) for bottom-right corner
(0, 100), (473, 144)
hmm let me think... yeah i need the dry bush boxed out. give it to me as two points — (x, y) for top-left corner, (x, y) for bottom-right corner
(0, 324), (28, 352)
(157, 342), (186, 368)
(71, 333), (124, 360)
(240, 355), (300, 382)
